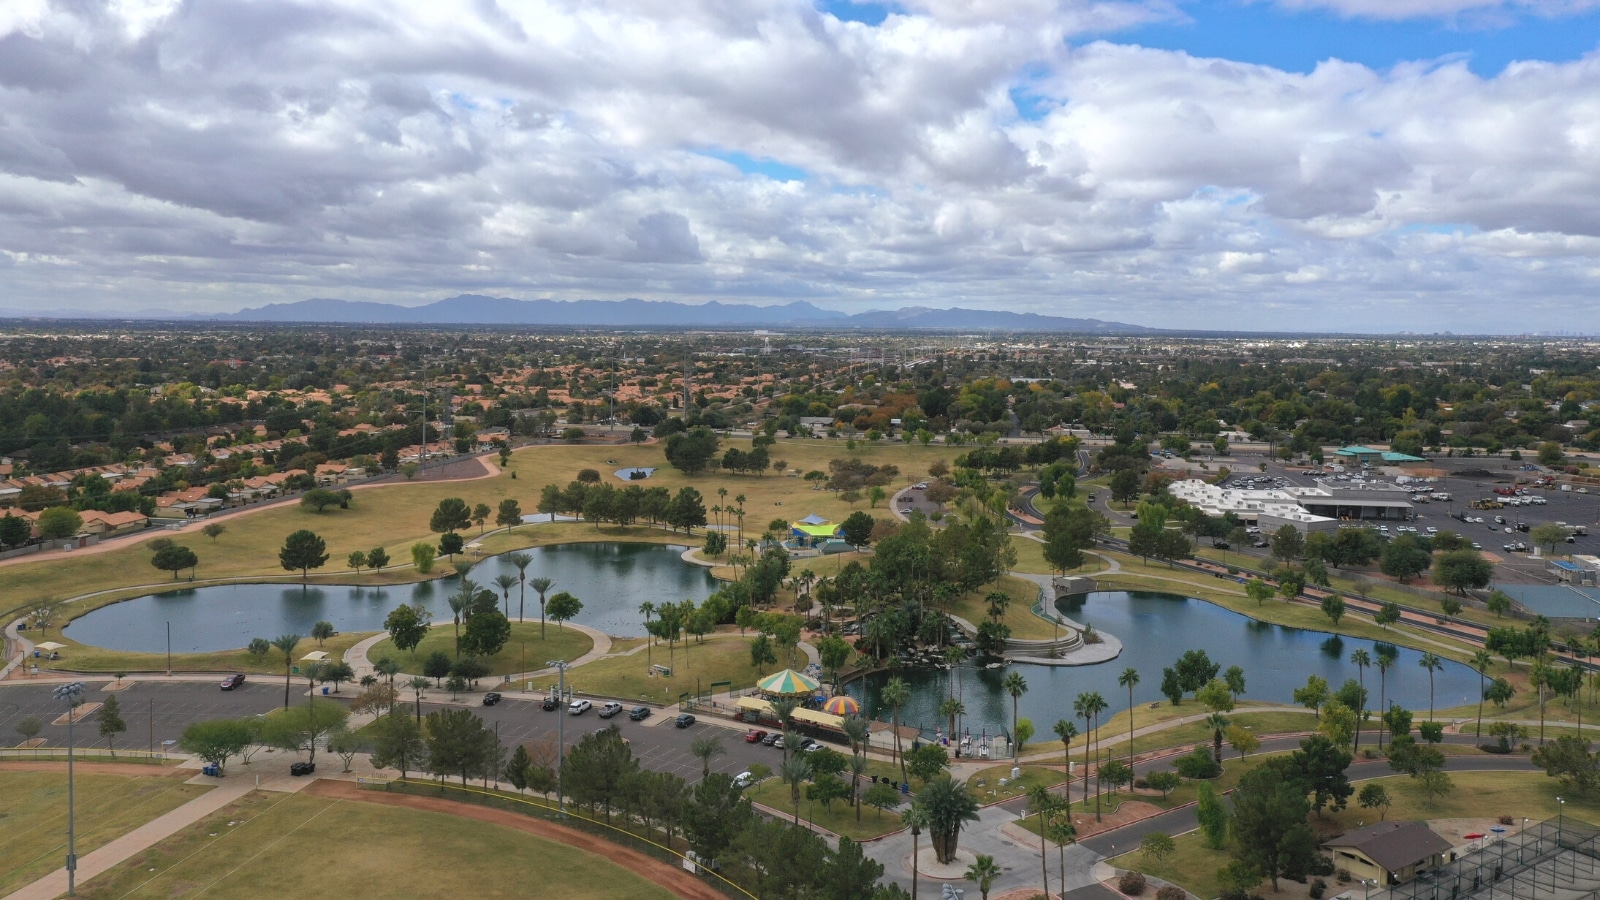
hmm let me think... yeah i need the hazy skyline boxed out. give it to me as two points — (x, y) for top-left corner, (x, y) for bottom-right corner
(0, 0), (1597, 332)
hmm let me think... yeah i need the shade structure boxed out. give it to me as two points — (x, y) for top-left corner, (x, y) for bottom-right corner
(798, 513), (829, 526)
(35, 641), (65, 651)
(822, 696), (860, 716)
(757, 668), (821, 696)
(299, 650), (329, 662)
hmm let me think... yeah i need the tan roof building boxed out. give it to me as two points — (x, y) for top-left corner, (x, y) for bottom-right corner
(1323, 821), (1454, 886)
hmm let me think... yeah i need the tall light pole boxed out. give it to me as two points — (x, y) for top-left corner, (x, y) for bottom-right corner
(547, 659), (570, 815)
(54, 681), (86, 896)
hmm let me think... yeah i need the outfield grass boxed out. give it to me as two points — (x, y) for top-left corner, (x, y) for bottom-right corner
(366, 621), (594, 678)
(527, 632), (774, 703)
(0, 770), (211, 895)
(74, 789), (679, 900)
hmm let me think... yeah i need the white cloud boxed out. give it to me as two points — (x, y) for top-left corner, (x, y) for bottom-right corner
(0, 0), (1594, 331)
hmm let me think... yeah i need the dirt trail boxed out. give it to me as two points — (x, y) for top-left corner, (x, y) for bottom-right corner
(306, 779), (729, 900)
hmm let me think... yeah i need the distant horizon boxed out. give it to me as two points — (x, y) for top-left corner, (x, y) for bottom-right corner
(0, 293), (1592, 338)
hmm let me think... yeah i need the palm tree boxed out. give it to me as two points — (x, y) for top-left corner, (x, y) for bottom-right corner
(939, 698), (966, 742)
(778, 753), (812, 825)
(1205, 712), (1231, 764)
(944, 645), (965, 700)
(493, 574), (518, 619)
(272, 633), (302, 708)
(1375, 644), (1398, 748)
(447, 580), (475, 656)
(1026, 786), (1058, 890)
(1002, 671), (1028, 760)
(1073, 693), (1095, 809)
(770, 696), (800, 759)
(407, 676), (429, 722)
(508, 552), (533, 620)
(1472, 649), (1494, 738)
(848, 752), (869, 821)
(1052, 719), (1078, 808)
(965, 853), (1003, 900)
(902, 804), (931, 900)
(1349, 648), (1371, 751)
(639, 601), (656, 666)
(917, 775), (981, 865)
(1118, 666), (1140, 766)
(690, 735), (726, 778)
(529, 576), (553, 637)
(883, 676), (911, 782)
(1418, 652), (1443, 721)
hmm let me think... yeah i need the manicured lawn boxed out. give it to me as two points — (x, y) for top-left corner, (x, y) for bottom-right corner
(74, 790), (679, 900)
(33, 630), (372, 676)
(528, 632), (773, 703)
(0, 769), (211, 895)
(968, 764), (1069, 803)
(1025, 707), (1317, 762)
(1113, 771), (1600, 900)
(947, 575), (1056, 640)
(367, 621), (594, 678)
(744, 757), (907, 841)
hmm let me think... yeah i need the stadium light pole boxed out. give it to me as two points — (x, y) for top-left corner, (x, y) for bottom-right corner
(54, 681), (86, 896)
(547, 659), (570, 815)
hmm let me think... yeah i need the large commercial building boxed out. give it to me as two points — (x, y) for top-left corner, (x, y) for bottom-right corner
(1168, 479), (1413, 534)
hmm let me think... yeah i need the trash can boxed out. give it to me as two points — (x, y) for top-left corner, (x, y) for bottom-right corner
(321, 686), (329, 695)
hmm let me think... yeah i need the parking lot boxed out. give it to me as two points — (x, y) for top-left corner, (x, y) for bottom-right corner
(0, 679), (795, 784)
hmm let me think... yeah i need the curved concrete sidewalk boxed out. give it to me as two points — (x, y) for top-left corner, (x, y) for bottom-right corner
(344, 620), (614, 683)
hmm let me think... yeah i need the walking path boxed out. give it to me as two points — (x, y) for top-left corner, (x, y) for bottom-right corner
(1, 762), (321, 900)
(342, 620), (614, 683)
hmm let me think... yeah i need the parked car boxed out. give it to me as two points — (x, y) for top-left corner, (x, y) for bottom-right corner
(598, 701), (624, 718)
(674, 713), (696, 728)
(569, 699), (592, 715)
(220, 673), (246, 691)
(745, 729), (767, 743)
(541, 695), (560, 711)
(289, 761), (315, 776)
(761, 732), (781, 746)
(482, 691), (502, 706)
(733, 771), (755, 789)
(771, 735), (786, 749)
(628, 706), (652, 721)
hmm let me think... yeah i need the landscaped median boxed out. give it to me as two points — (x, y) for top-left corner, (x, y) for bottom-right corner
(21, 628), (371, 677)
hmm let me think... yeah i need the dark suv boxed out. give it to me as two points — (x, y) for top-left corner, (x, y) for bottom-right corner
(541, 695), (560, 711)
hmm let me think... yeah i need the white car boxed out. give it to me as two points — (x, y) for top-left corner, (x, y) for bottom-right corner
(568, 699), (592, 715)
(733, 771), (754, 788)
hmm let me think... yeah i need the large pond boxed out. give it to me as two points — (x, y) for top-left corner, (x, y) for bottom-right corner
(847, 590), (1485, 739)
(64, 543), (719, 653)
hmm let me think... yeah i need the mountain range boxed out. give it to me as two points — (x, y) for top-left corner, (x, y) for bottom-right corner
(0, 295), (1156, 332)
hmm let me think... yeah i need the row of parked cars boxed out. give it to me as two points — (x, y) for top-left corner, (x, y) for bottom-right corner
(538, 695), (697, 727)
(742, 728), (825, 752)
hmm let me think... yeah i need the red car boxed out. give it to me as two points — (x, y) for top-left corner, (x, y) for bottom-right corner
(744, 729), (767, 743)
(220, 673), (246, 691)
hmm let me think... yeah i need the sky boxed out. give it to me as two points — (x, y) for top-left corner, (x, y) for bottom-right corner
(0, 0), (1597, 332)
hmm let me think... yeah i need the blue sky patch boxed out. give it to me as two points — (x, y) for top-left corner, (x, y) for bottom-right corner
(815, 0), (893, 26)
(697, 149), (811, 182)
(1099, 0), (1600, 77)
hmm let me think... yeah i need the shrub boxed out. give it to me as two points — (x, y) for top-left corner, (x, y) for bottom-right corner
(1173, 747), (1222, 779)
(1119, 872), (1147, 896)
(1499, 814), (1515, 825)
(1310, 879), (1327, 899)
(1309, 856), (1336, 877)
(1336, 869), (1352, 884)
(1157, 887), (1186, 900)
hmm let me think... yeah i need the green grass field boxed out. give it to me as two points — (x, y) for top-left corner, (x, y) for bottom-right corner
(0, 769), (211, 895)
(367, 621), (594, 678)
(527, 632), (775, 703)
(1113, 771), (1600, 900)
(74, 789), (679, 900)
(744, 757), (907, 841)
(35, 630), (372, 676)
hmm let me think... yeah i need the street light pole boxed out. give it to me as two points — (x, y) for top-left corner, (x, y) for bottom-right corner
(547, 659), (569, 815)
(54, 681), (85, 896)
